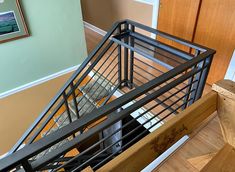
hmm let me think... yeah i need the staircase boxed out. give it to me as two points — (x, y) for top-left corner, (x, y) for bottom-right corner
(0, 19), (215, 172)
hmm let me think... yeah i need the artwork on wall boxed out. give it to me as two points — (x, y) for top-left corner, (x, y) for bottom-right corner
(0, 0), (29, 43)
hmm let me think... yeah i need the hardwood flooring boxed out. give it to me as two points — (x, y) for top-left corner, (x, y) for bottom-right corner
(154, 116), (224, 172)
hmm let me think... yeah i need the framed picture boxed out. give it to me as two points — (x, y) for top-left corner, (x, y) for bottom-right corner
(0, 0), (29, 43)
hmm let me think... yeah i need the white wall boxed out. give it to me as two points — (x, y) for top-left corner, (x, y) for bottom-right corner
(225, 50), (235, 81)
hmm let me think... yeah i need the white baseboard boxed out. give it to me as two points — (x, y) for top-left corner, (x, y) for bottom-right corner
(84, 21), (107, 36)
(0, 64), (80, 99)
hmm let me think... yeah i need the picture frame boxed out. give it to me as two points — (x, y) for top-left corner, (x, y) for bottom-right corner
(0, 0), (29, 43)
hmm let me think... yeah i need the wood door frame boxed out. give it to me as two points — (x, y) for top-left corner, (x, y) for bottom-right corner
(135, 0), (160, 39)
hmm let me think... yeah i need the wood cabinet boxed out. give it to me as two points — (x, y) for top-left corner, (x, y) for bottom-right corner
(157, 0), (235, 84)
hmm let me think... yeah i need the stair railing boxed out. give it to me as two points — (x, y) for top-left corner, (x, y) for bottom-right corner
(0, 19), (215, 171)
(8, 20), (127, 155)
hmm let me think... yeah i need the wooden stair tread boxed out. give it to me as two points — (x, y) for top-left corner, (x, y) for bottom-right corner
(81, 166), (93, 172)
(187, 153), (216, 171)
(78, 81), (111, 102)
(201, 143), (235, 172)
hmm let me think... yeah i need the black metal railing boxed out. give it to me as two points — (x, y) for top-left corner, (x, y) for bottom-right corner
(0, 19), (215, 172)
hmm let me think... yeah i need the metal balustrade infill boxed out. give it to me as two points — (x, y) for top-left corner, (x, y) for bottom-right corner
(0, 19), (215, 172)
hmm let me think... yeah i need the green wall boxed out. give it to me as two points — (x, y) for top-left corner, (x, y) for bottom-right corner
(0, 0), (87, 94)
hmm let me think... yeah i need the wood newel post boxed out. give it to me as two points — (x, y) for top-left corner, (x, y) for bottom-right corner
(212, 79), (235, 147)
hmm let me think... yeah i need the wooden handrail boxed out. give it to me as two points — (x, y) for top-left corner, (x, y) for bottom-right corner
(97, 91), (218, 172)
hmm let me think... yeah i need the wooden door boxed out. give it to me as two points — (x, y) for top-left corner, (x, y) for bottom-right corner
(157, 0), (201, 51)
(193, 0), (235, 84)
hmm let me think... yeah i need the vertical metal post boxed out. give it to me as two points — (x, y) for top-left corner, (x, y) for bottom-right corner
(63, 92), (76, 138)
(129, 25), (135, 89)
(194, 55), (213, 101)
(182, 50), (200, 109)
(124, 23), (129, 86)
(63, 92), (73, 124)
(70, 82), (80, 119)
(117, 25), (122, 86)
(187, 50), (202, 105)
(22, 160), (33, 171)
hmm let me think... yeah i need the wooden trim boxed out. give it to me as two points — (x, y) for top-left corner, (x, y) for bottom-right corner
(16, 0), (29, 36)
(212, 80), (235, 101)
(201, 143), (235, 172)
(212, 79), (235, 147)
(97, 91), (218, 172)
(0, 64), (80, 98)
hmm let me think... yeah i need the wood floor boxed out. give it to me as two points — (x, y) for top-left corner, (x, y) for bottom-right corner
(154, 115), (224, 172)
(84, 27), (224, 172)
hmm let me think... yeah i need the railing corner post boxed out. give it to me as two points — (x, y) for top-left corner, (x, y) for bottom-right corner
(22, 160), (33, 171)
(212, 79), (235, 147)
(123, 23), (129, 87)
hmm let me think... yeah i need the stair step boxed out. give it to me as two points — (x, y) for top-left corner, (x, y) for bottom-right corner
(54, 96), (96, 128)
(54, 110), (78, 129)
(201, 144), (235, 172)
(71, 96), (97, 117)
(79, 81), (111, 102)
(41, 127), (58, 137)
(34, 81), (110, 161)
(34, 139), (69, 160)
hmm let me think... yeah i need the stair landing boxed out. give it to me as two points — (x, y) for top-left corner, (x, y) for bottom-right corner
(154, 115), (225, 172)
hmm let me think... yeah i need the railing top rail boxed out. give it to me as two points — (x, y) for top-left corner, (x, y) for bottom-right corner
(125, 19), (212, 52)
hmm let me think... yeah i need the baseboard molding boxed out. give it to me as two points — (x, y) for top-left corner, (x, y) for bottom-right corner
(0, 64), (80, 99)
(84, 21), (107, 36)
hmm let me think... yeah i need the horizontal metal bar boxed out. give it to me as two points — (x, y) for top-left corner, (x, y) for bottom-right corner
(30, 53), (122, 143)
(133, 76), (179, 113)
(134, 40), (183, 65)
(30, 66), (202, 170)
(28, 98), (66, 144)
(125, 19), (209, 52)
(77, 53), (118, 108)
(134, 57), (164, 74)
(69, 88), (195, 171)
(77, 45), (118, 96)
(112, 37), (174, 70)
(130, 32), (193, 61)
(80, 69), (119, 115)
(133, 64), (186, 93)
(92, 97), (193, 170)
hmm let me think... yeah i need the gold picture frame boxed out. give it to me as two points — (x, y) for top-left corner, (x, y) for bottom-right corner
(0, 0), (29, 43)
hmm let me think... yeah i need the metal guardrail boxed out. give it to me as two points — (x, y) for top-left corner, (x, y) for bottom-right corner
(0, 19), (215, 171)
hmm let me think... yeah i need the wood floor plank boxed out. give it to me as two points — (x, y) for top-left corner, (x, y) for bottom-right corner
(201, 143), (235, 172)
(187, 153), (216, 171)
